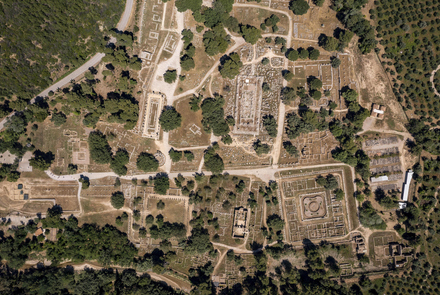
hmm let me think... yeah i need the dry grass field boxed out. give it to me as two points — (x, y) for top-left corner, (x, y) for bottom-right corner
(169, 96), (211, 147)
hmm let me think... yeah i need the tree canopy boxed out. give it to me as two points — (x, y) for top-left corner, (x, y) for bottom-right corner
(111, 191), (125, 209)
(159, 107), (182, 132)
(88, 131), (112, 164)
(289, 0), (310, 15)
(136, 152), (159, 172)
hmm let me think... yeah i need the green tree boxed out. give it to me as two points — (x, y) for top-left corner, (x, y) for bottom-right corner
(204, 147), (224, 174)
(253, 140), (270, 155)
(163, 70), (177, 83)
(169, 148), (183, 162)
(309, 77), (323, 90)
(286, 49), (299, 61)
(263, 115), (277, 137)
(157, 200), (165, 210)
(289, 0), (309, 15)
(180, 55), (195, 71)
(283, 70), (294, 81)
(283, 141), (298, 156)
(219, 53), (243, 79)
(184, 150), (194, 161)
(88, 131), (112, 164)
(239, 25), (261, 45)
(111, 191), (125, 209)
(313, 0), (325, 6)
(322, 36), (339, 51)
(136, 152), (159, 172)
(280, 87), (296, 103)
(159, 107), (182, 131)
(154, 173), (170, 195)
(298, 48), (309, 59)
(311, 90), (321, 100)
(29, 150), (55, 171)
(50, 112), (67, 126)
(331, 57), (341, 68)
(309, 48), (320, 60)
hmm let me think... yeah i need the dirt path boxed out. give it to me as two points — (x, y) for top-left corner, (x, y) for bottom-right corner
(430, 63), (440, 97)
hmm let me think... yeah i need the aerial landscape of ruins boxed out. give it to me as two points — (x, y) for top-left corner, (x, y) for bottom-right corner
(2, 0), (440, 293)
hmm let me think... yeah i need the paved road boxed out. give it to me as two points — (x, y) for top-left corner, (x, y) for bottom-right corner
(36, 0), (133, 98)
(36, 53), (106, 98)
(0, 0), (134, 130)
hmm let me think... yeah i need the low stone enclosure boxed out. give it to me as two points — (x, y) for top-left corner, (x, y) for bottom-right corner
(233, 75), (264, 136)
(141, 92), (165, 139)
(279, 168), (356, 243)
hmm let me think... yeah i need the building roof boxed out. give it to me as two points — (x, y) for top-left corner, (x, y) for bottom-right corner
(401, 170), (414, 202)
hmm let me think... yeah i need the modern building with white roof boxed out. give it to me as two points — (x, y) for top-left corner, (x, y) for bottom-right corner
(401, 170), (414, 203)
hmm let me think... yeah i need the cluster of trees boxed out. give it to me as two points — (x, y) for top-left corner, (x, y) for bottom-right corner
(406, 119), (440, 155)
(61, 82), (139, 129)
(0, 206), (138, 268)
(263, 115), (277, 137)
(359, 201), (387, 230)
(0, 164), (20, 182)
(149, 215), (186, 240)
(136, 152), (159, 172)
(308, 77), (323, 100)
(286, 47), (320, 62)
(261, 14), (280, 32)
(0, 0), (124, 99)
(341, 88), (370, 128)
(0, 267), (180, 294)
(330, 120), (371, 181)
(316, 174), (339, 190)
(180, 29), (196, 71)
(253, 140), (271, 155)
(169, 148), (195, 162)
(0, 101), (47, 161)
(372, 0), (440, 117)
(29, 150), (55, 171)
(159, 106), (182, 132)
(331, 0), (377, 53)
(219, 52), (243, 79)
(204, 145), (224, 174)
(283, 141), (299, 156)
(200, 94), (230, 136)
(285, 108), (328, 139)
(319, 30), (354, 52)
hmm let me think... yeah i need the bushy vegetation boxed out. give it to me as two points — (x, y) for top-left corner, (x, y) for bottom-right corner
(200, 95), (230, 136)
(359, 201), (387, 229)
(372, 0), (440, 121)
(136, 152), (159, 172)
(159, 106), (182, 132)
(88, 131), (112, 164)
(0, 0), (124, 99)
(204, 146), (224, 174)
(219, 52), (243, 79)
(263, 115), (277, 137)
(331, 0), (376, 53)
(285, 108), (328, 139)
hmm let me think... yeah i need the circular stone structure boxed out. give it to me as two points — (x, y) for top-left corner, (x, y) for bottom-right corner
(154, 151), (166, 167)
(308, 201), (320, 212)
(301, 195), (327, 220)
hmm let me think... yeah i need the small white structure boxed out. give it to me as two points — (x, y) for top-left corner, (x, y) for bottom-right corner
(401, 170), (414, 203)
(370, 175), (389, 183)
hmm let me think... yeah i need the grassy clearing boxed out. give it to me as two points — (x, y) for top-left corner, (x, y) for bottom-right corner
(169, 96), (211, 147)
